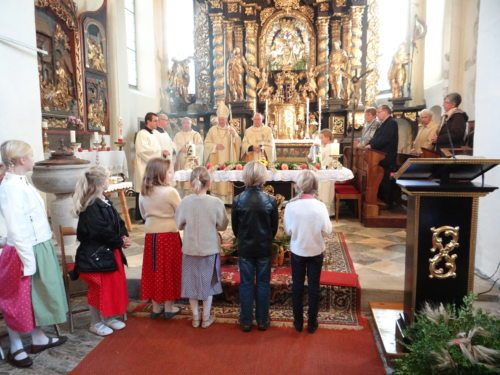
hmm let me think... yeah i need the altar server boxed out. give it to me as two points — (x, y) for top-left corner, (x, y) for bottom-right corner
(0, 140), (68, 368)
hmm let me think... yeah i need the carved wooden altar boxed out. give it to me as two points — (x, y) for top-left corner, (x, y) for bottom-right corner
(35, 0), (110, 149)
(196, 0), (376, 147)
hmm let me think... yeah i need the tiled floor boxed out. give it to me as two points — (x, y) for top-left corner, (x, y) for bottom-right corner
(0, 201), (498, 374)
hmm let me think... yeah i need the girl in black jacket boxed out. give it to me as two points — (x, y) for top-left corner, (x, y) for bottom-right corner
(73, 166), (131, 336)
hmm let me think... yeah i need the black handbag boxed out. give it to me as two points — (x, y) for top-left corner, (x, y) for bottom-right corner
(76, 244), (118, 273)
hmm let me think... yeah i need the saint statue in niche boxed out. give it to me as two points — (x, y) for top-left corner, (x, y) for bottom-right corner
(86, 24), (107, 72)
(226, 48), (249, 101)
(329, 41), (349, 100)
(168, 57), (192, 103)
(267, 18), (308, 71)
(53, 59), (72, 111)
(388, 43), (409, 98)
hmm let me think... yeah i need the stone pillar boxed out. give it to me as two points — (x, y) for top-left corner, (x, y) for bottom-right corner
(408, 0), (426, 106)
(365, 0), (380, 106)
(210, 13), (225, 102)
(316, 17), (329, 100)
(244, 20), (258, 102)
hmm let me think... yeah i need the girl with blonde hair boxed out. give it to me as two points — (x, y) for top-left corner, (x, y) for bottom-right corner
(73, 165), (130, 336)
(284, 170), (332, 333)
(175, 167), (228, 328)
(139, 158), (182, 319)
(0, 140), (67, 368)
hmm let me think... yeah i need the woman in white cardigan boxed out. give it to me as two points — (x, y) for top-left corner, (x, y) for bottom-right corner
(284, 170), (332, 333)
(175, 166), (228, 328)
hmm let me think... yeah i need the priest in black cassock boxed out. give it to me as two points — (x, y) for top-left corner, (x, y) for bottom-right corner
(365, 104), (399, 207)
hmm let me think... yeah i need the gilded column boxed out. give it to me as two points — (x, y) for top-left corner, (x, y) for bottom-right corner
(234, 25), (244, 54)
(350, 6), (364, 69)
(194, 1), (211, 105)
(316, 17), (329, 100)
(365, 0), (379, 106)
(224, 21), (234, 60)
(330, 18), (341, 44)
(244, 20), (258, 102)
(210, 14), (225, 102)
(341, 15), (351, 56)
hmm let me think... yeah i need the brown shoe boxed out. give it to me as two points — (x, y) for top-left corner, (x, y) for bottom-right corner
(6, 349), (33, 368)
(30, 336), (68, 354)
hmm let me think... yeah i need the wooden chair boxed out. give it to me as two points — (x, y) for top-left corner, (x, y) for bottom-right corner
(59, 226), (88, 333)
(335, 183), (362, 222)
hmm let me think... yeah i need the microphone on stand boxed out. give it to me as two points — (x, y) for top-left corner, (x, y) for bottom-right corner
(443, 117), (456, 160)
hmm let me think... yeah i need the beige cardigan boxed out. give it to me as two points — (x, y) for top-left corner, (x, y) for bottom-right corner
(139, 186), (181, 233)
(175, 194), (228, 256)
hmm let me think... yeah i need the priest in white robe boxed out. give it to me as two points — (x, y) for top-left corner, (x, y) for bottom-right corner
(307, 128), (338, 216)
(155, 113), (177, 164)
(241, 112), (276, 162)
(173, 117), (204, 170)
(204, 101), (241, 203)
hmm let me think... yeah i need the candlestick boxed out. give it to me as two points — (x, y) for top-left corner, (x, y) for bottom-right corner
(42, 120), (48, 129)
(118, 117), (123, 137)
(70, 130), (76, 143)
(265, 99), (269, 125)
(318, 97), (322, 129)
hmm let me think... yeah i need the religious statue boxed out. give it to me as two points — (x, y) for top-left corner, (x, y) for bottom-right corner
(226, 48), (249, 102)
(168, 57), (192, 103)
(328, 41), (349, 100)
(87, 38), (106, 71)
(299, 65), (325, 100)
(388, 43), (409, 98)
(88, 97), (105, 129)
(53, 60), (72, 110)
(255, 67), (274, 101)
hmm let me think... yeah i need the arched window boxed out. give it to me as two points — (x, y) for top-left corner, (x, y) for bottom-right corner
(125, 0), (137, 87)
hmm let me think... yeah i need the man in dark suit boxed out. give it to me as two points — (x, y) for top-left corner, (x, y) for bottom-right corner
(365, 104), (399, 207)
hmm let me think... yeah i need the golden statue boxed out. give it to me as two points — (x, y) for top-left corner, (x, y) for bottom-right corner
(88, 98), (105, 128)
(255, 67), (274, 101)
(300, 65), (325, 100)
(226, 47), (249, 101)
(388, 43), (409, 98)
(168, 57), (192, 103)
(88, 38), (106, 71)
(328, 41), (349, 100)
(54, 60), (72, 110)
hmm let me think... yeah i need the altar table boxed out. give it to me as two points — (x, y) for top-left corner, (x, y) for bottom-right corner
(105, 181), (133, 232)
(74, 150), (129, 178)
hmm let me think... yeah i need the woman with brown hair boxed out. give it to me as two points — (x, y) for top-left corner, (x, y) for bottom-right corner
(139, 158), (182, 319)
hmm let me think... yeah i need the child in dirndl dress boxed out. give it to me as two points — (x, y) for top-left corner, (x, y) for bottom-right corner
(73, 165), (130, 336)
(0, 140), (68, 368)
(140, 158), (182, 319)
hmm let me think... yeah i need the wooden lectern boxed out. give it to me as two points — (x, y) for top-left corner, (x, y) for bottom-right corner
(370, 157), (500, 360)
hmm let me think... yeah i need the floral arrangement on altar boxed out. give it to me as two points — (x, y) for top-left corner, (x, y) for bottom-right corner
(206, 160), (323, 171)
(66, 116), (84, 130)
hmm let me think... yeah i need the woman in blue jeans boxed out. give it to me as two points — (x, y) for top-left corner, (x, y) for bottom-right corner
(284, 170), (332, 333)
(232, 161), (278, 332)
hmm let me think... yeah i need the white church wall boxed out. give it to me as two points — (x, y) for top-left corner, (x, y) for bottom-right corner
(0, 0), (43, 161)
(474, 0), (500, 279)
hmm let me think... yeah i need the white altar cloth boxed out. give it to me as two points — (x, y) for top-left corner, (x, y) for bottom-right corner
(74, 150), (129, 178)
(174, 168), (353, 183)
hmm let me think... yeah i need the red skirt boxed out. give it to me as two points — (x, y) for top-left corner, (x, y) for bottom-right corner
(0, 245), (35, 333)
(140, 232), (182, 302)
(80, 249), (128, 318)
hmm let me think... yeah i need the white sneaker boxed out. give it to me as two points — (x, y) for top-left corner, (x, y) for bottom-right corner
(89, 322), (113, 336)
(105, 318), (126, 330)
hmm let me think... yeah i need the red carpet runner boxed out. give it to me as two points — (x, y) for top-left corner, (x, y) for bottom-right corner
(71, 318), (385, 375)
(132, 232), (363, 329)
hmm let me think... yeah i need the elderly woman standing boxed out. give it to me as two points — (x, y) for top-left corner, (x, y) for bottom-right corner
(0, 140), (67, 368)
(232, 161), (278, 332)
(284, 170), (332, 333)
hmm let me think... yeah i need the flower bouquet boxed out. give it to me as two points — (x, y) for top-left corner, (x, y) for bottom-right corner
(67, 116), (84, 130)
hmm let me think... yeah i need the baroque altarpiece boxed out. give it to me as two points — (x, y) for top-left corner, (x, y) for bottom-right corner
(35, 0), (109, 148)
(185, 0), (380, 159)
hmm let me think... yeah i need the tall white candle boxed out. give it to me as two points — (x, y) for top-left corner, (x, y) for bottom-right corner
(229, 104), (232, 122)
(118, 117), (123, 137)
(318, 97), (322, 128)
(265, 99), (269, 124)
(332, 139), (340, 155)
(306, 98), (310, 126)
(70, 130), (76, 143)
(93, 131), (99, 142)
(253, 98), (257, 114)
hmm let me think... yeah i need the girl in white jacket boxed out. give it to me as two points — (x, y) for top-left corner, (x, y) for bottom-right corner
(0, 140), (68, 368)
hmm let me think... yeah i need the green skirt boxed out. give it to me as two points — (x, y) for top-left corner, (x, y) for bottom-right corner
(32, 240), (68, 326)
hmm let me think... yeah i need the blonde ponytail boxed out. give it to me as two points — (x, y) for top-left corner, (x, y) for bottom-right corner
(73, 166), (109, 215)
(190, 166), (210, 194)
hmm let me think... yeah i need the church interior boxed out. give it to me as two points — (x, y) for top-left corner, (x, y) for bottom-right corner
(0, 0), (499, 373)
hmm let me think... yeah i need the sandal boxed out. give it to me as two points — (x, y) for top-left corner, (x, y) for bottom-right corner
(30, 336), (68, 354)
(163, 306), (181, 320)
(6, 349), (33, 368)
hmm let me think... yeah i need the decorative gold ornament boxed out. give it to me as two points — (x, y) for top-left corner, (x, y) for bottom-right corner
(210, 14), (225, 101)
(260, 8), (275, 26)
(244, 21), (258, 101)
(329, 116), (345, 135)
(365, 0), (379, 106)
(228, 3), (238, 13)
(316, 17), (329, 99)
(336, 0), (347, 6)
(208, 0), (222, 9)
(319, 3), (329, 12)
(274, 0), (300, 13)
(429, 226), (460, 279)
(299, 6), (314, 23)
(194, 1), (211, 104)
